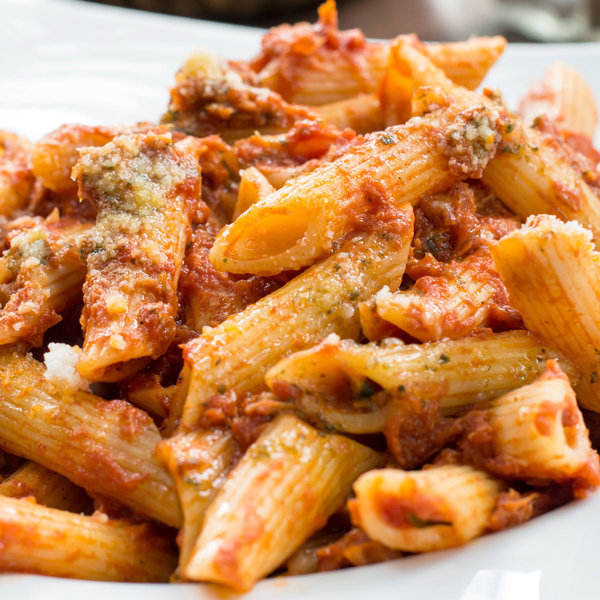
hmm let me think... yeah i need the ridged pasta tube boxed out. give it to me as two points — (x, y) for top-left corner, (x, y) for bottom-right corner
(468, 360), (599, 486)
(0, 350), (181, 527)
(351, 465), (503, 552)
(520, 62), (598, 138)
(184, 414), (381, 590)
(0, 461), (90, 513)
(74, 132), (201, 382)
(179, 204), (414, 429)
(0, 495), (176, 582)
(210, 104), (501, 275)
(266, 331), (577, 433)
(393, 39), (600, 246)
(490, 215), (600, 411)
(158, 428), (237, 572)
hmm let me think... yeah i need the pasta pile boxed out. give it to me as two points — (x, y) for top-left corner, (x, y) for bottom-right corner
(1, 0), (600, 590)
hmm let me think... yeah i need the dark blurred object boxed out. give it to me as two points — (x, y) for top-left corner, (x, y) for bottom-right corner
(86, 0), (321, 19)
(84, 0), (600, 41)
(489, 0), (592, 42)
(583, 409), (600, 451)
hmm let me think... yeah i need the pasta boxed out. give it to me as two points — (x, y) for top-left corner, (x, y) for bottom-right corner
(209, 103), (502, 275)
(351, 465), (504, 552)
(74, 132), (202, 381)
(179, 202), (414, 429)
(265, 331), (578, 433)
(0, 0), (599, 592)
(184, 413), (380, 590)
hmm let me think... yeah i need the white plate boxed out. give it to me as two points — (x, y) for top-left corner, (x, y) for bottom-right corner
(1, 1), (599, 598)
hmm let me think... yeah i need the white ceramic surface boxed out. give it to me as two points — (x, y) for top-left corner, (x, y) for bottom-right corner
(1, 1), (599, 598)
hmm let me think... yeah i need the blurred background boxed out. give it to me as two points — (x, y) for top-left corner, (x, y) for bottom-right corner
(85, 0), (600, 41)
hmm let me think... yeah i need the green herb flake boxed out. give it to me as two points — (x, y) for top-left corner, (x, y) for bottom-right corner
(357, 379), (377, 399)
(406, 513), (452, 529)
(380, 133), (398, 145)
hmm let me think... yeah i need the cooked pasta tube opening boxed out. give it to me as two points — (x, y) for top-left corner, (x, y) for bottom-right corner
(351, 465), (503, 552)
(225, 209), (312, 262)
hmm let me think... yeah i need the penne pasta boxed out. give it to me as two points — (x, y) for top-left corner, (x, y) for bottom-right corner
(179, 204), (414, 429)
(461, 361), (599, 489)
(184, 414), (381, 590)
(392, 38), (600, 244)
(0, 461), (91, 512)
(0, 131), (34, 218)
(74, 132), (202, 382)
(424, 37), (508, 92)
(0, 215), (90, 347)
(30, 124), (116, 197)
(266, 331), (577, 433)
(0, 349), (181, 527)
(0, 495), (176, 582)
(232, 166), (276, 220)
(490, 215), (600, 412)
(158, 428), (238, 573)
(30, 122), (183, 220)
(251, 1), (505, 105)
(351, 465), (503, 552)
(162, 53), (319, 143)
(122, 378), (173, 420)
(210, 104), (501, 275)
(520, 62), (598, 139)
(365, 248), (520, 342)
(315, 93), (386, 133)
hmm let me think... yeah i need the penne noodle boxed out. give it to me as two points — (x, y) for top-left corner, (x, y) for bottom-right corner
(351, 465), (503, 552)
(0, 131), (34, 218)
(30, 122), (182, 219)
(520, 62), (598, 139)
(30, 124), (116, 197)
(315, 94), (386, 133)
(0, 216), (90, 347)
(232, 166), (276, 220)
(179, 204), (414, 429)
(210, 104), (501, 275)
(162, 52), (319, 143)
(252, 1), (505, 105)
(122, 378), (174, 420)
(266, 331), (577, 433)
(0, 349), (182, 527)
(425, 37), (508, 92)
(158, 428), (238, 573)
(184, 414), (381, 590)
(74, 132), (202, 382)
(366, 248), (520, 342)
(0, 495), (176, 582)
(0, 461), (91, 513)
(490, 215), (600, 412)
(462, 361), (599, 488)
(393, 38), (600, 244)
